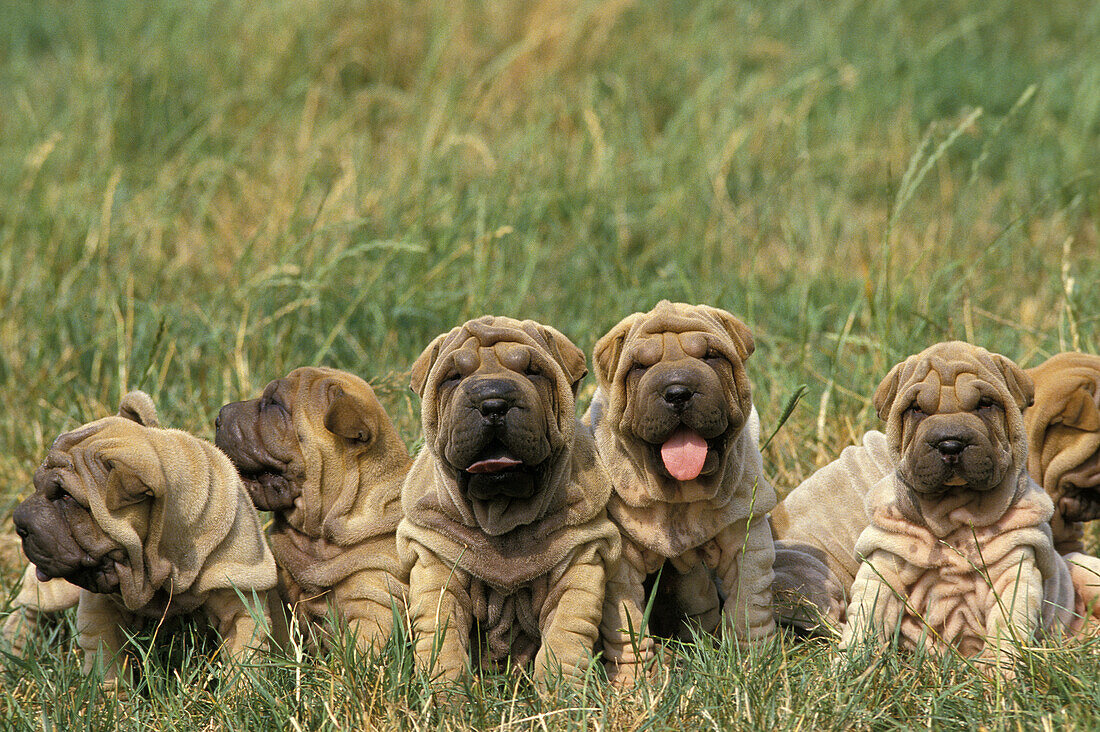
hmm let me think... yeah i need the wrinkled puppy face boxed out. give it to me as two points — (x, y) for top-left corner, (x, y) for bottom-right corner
(215, 367), (385, 512)
(594, 301), (755, 487)
(411, 316), (587, 513)
(1026, 353), (1100, 522)
(216, 378), (307, 511)
(874, 342), (1034, 496)
(13, 425), (146, 594)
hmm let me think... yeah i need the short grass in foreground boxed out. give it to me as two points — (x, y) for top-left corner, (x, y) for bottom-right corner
(1, 0), (1099, 728)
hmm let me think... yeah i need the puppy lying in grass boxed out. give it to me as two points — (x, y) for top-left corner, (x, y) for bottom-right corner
(10, 391), (275, 685)
(838, 343), (1079, 670)
(215, 367), (411, 653)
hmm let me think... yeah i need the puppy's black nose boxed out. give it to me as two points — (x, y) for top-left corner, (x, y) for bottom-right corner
(662, 384), (694, 407)
(936, 439), (966, 456)
(479, 398), (510, 418)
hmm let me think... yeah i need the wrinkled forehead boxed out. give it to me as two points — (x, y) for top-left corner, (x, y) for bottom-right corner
(48, 419), (113, 455)
(905, 356), (1004, 406)
(627, 328), (712, 365)
(448, 334), (542, 374)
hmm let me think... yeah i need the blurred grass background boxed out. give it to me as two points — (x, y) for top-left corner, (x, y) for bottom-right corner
(1, 0), (1099, 728)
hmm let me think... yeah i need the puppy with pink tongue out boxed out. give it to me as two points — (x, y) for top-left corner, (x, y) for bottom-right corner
(586, 301), (777, 687)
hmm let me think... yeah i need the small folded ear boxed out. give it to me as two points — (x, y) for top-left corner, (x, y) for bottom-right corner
(323, 388), (376, 443)
(532, 324), (588, 397)
(99, 453), (156, 508)
(118, 391), (159, 428)
(410, 334), (447, 397)
(592, 316), (638, 388)
(873, 362), (905, 422)
(993, 354), (1035, 410)
(1055, 385), (1100, 431)
(708, 307), (756, 362)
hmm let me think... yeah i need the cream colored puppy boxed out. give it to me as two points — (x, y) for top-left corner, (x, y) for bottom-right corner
(840, 342), (1078, 668)
(588, 301), (776, 686)
(11, 392), (276, 683)
(397, 316), (620, 685)
(774, 350), (1100, 634)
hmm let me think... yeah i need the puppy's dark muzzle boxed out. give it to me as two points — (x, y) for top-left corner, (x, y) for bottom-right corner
(934, 438), (967, 463)
(468, 379), (523, 424)
(661, 384), (695, 412)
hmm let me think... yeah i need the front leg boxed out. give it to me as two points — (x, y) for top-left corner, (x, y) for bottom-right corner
(336, 567), (406, 653)
(983, 546), (1043, 674)
(840, 552), (903, 651)
(715, 517), (776, 641)
(535, 554), (605, 684)
(598, 539), (653, 688)
(407, 547), (472, 683)
(203, 587), (271, 663)
(76, 591), (132, 684)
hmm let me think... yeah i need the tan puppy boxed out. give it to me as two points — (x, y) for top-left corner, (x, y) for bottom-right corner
(1025, 353), (1100, 553)
(587, 301), (776, 686)
(1025, 352), (1100, 615)
(397, 316), (620, 685)
(215, 367), (410, 652)
(840, 342), (1078, 667)
(11, 392), (276, 683)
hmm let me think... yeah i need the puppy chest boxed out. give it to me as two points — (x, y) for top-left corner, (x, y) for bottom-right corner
(895, 549), (997, 655)
(468, 576), (549, 669)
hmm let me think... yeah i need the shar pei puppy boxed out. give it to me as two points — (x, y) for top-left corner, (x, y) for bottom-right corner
(1025, 353), (1100, 554)
(1025, 352), (1100, 613)
(587, 301), (776, 686)
(11, 391), (276, 684)
(839, 342), (1081, 668)
(215, 367), (411, 653)
(773, 350), (1100, 634)
(397, 316), (620, 686)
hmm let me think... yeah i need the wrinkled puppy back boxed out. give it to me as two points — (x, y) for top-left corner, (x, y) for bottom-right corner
(771, 430), (894, 629)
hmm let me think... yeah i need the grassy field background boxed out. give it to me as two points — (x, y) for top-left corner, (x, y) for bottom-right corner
(1, 0), (1099, 728)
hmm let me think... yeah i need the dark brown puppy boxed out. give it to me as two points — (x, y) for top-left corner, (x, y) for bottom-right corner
(216, 366), (411, 652)
(397, 316), (620, 686)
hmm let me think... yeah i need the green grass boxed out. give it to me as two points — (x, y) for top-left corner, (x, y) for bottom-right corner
(1, 0), (1099, 728)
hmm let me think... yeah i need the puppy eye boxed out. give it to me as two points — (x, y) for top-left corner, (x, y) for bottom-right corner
(524, 364), (543, 380)
(703, 349), (725, 364)
(977, 397), (1000, 412)
(262, 395), (288, 414)
(906, 403), (924, 417)
(630, 362), (649, 375)
(48, 481), (72, 502)
(441, 371), (462, 386)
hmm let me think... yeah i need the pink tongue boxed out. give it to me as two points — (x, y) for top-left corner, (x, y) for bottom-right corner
(466, 456), (523, 474)
(661, 428), (709, 481)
